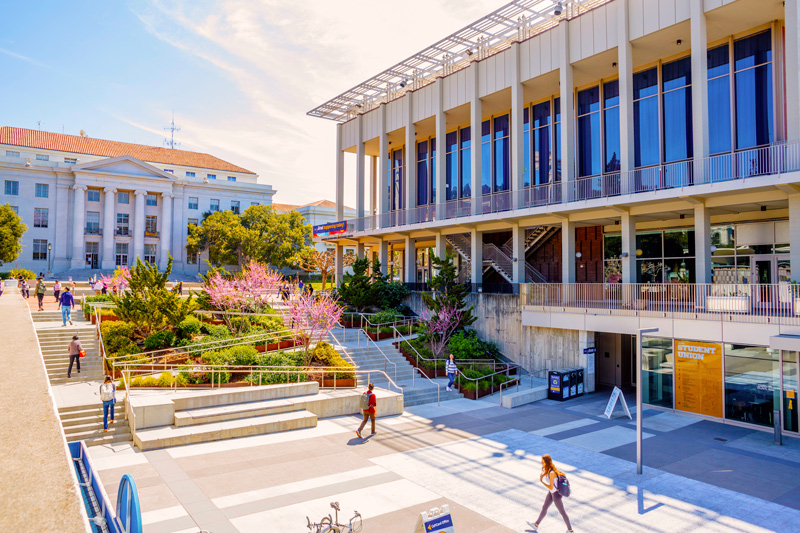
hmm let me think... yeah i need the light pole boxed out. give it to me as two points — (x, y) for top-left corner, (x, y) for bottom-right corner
(47, 243), (52, 274)
(637, 327), (659, 475)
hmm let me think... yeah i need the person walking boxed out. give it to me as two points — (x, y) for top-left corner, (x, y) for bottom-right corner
(59, 287), (75, 326)
(530, 454), (573, 532)
(100, 376), (116, 431)
(21, 279), (29, 298)
(178, 281), (183, 296)
(53, 280), (62, 302)
(445, 353), (458, 392)
(67, 335), (83, 378)
(35, 277), (47, 311)
(356, 383), (377, 438)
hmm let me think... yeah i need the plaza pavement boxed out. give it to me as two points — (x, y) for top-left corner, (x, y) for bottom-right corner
(88, 392), (800, 532)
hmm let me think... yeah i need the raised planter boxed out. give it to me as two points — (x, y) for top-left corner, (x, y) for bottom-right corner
(366, 330), (394, 341)
(279, 339), (294, 349)
(311, 377), (356, 388)
(707, 295), (750, 313)
(203, 319), (226, 326)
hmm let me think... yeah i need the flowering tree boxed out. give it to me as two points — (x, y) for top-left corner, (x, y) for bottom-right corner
(103, 267), (131, 294)
(289, 292), (343, 366)
(421, 304), (463, 360)
(295, 249), (355, 291)
(205, 261), (283, 313)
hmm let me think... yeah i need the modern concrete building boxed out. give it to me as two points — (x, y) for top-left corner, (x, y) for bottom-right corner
(311, 0), (800, 436)
(0, 127), (275, 277)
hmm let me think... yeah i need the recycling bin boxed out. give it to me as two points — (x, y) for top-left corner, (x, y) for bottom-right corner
(548, 369), (571, 401)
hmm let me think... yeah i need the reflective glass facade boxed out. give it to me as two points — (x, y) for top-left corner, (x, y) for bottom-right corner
(734, 31), (773, 149)
(603, 80), (620, 173)
(708, 45), (732, 155)
(662, 57), (693, 162)
(577, 86), (601, 177)
(445, 128), (471, 200)
(725, 344), (780, 428)
(479, 115), (511, 195)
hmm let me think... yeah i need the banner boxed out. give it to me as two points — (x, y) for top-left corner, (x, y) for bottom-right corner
(674, 339), (723, 418)
(313, 221), (347, 238)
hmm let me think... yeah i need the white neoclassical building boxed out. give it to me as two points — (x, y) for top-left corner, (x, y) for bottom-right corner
(0, 127), (275, 277)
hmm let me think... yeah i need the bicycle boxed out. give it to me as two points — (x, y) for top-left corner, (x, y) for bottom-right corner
(306, 501), (362, 533)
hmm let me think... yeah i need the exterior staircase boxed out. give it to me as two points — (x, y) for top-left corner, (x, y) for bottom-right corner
(59, 401), (131, 447)
(35, 313), (103, 385)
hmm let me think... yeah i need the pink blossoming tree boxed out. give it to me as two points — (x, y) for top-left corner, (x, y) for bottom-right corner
(289, 292), (343, 366)
(421, 304), (463, 360)
(205, 260), (283, 313)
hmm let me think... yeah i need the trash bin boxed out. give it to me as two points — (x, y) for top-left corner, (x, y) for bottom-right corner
(548, 369), (571, 401)
(568, 368), (578, 397)
(575, 367), (585, 396)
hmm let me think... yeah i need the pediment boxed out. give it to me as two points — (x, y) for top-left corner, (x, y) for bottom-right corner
(72, 155), (175, 180)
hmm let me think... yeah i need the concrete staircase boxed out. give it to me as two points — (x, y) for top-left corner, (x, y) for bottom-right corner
(36, 320), (103, 385)
(59, 401), (131, 446)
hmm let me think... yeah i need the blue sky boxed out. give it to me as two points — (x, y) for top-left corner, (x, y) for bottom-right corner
(1, 0), (499, 205)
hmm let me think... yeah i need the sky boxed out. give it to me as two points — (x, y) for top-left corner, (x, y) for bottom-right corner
(1, 0), (502, 206)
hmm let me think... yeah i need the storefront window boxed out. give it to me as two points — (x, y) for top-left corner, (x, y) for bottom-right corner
(784, 351), (798, 433)
(642, 337), (673, 408)
(604, 235), (622, 283)
(724, 344), (779, 428)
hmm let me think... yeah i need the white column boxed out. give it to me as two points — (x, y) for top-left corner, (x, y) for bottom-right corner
(101, 187), (116, 269)
(404, 236), (415, 283)
(133, 190), (147, 263)
(559, 20), (575, 202)
(694, 203), (712, 284)
(159, 193), (173, 270)
(434, 233), (446, 260)
(435, 81), (447, 217)
(578, 330), (596, 393)
(369, 156), (376, 217)
(54, 185), (70, 270)
(356, 116), (365, 222)
(378, 106), (389, 223)
(512, 223), (525, 283)
(618, 0), (635, 190)
(790, 195), (800, 282)
(691, 2), (710, 182)
(470, 228), (483, 285)
(510, 43), (525, 210)
(786, 0), (800, 142)
(171, 191), (184, 271)
(70, 184), (87, 268)
(621, 211), (637, 284)
(470, 62), (483, 215)
(335, 124), (345, 221)
(561, 219), (576, 283)
(405, 94), (416, 219)
(334, 244), (344, 287)
(378, 240), (389, 276)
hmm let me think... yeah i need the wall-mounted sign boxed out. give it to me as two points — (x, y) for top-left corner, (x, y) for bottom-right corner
(583, 347), (597, 354)
(674, 339), (723, 418)
(313, 221), (347, 238)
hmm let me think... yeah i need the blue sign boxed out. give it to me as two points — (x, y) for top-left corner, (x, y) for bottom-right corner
(583, 347), (596, 354)
(426, 514), (453, 532)
(313, 221), (347, 238)
(116, 474), (142, 533)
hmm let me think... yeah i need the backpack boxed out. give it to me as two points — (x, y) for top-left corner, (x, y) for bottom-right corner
(359, 392), (370, 410)
(556, 473), (571, 497)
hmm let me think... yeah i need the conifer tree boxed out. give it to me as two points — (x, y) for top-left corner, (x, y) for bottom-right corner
(421, 251), (476, 330)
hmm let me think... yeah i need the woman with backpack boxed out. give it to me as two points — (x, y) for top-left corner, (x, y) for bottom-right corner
(530, 454), (573, 532)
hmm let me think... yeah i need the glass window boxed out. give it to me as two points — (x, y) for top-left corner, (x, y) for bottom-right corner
(64, 157), (77, 164)
(164, 169), (174, 174)
(228, 176), (236, 182)
(35, 183), (49, 198)
(34, 208), (48, 228)
(391, 148), (404, 211)
(118, 191), (129, 204)
(145, 215), (158, 235)
(445, 132), (458, 201)
(187, 252), (198, 265)
(186, 171), (195, 177)
(188, 197), (198, 210)
(481, 120), (491, 195)
(532, 100), (552, 185)
(784, 351), (798, 432)
(725, 344), (779, 428)
(734, 31), (773, 149)
(603, 80), (621, 173)
(603, 234), (622, 283)
(210, 199), (219, 212)
(663, 229), (695, 258)
(523, 108), (531, 188)
(207, 174), (216, 180)
(459, 128), (471, 198)
(116, 214), (129, 236)
(708, 45), (732, 155)
(36, 154), (49, 161)
(662, 57), (693, 162)
(554, 97), (561, 182)
(115, 243), (129, 266)
(431, 137), (437, 203)
(5, 181), (19, 196)
(230, 200), (240, 215)
(634, 68), (660, 167)
(87, 190), (100, 202)
(32, 239), (48, 260)
(636, 232), (662, 258)
(493, 114), (510, 192)
(85, 211), (100, 233)
(642, 336), (673, 408)
(146, 194), (157, 206)
(5, 151), (19, 157)
(188, 218), (199, 226)
(8, 206), (18, 214)
(417, 140), (429, 206)
(577, 87), (601, 177)
(144, 244), (157, 264)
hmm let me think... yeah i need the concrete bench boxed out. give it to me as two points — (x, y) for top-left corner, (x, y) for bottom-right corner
(500, 384), (548, 409)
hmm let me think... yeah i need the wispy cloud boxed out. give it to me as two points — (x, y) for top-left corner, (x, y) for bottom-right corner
(0, 47), (51, 70)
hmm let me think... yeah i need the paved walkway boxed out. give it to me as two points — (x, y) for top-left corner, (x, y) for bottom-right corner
(89, 392), (800, 532)
(0, 290), (87, 532)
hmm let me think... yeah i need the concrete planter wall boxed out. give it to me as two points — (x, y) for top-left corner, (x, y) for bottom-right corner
(707, 296), (750, 313)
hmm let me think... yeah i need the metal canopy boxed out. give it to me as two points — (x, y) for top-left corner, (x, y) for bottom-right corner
(307, 0), (611, 123)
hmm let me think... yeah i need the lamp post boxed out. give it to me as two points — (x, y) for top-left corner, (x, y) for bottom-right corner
(637, 327), (659, 474)
(47, 243), (52, 274)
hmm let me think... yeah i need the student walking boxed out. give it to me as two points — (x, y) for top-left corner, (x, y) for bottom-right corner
(67, 335), (83, 378)
(53, 280), (62, 302)
(445, 353), (458, 392)
(530, 454), (573, 532)
(178, 281), (183, 296)
(100, 376), (116, 431)
(59, 287), (75, 326)
(21, 279), (30, 298)
(356, 383), (377, 438)
(35, 278), (47, 311)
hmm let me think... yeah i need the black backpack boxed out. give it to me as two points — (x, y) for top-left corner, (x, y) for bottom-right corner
(556, 473), (571, 497)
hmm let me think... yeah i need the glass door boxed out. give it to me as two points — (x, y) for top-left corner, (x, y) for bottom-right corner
(751, 255), (775, 307)
(85, 242), (99, 269)
(784, 351), (799, 433)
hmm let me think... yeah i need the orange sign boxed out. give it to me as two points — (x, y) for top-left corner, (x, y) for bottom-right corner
(674, 339), (723, 418)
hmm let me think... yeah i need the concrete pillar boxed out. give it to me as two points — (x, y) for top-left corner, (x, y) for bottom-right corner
(511, 43), (525, 210)
(70, 184), (87, 268)
(691, 2), (710, 183)
(470, 228), (483, 285)
(617, 0), (635, 190)
(559, 20), (575, 202)
(404, 236), (416, 283)
(621, 211), (637, 284)
(512, 223), (525, 283)
(405, 95), (416, 218)
(561, 219), (576, 284)
(356, 116), (365, 223)
(334, 244), (344, 287)
(378, 240), (389, 276)
(786, 0), (800, 142)
(335, 124), (345, 222)
(434, 233), (446, 261)
(133, 190), (147, 263)
(578, 330), (596, 393)
(469, 63), (483, 215)
(693, 203), (711, 284)
(378, 106), (389, 223)
(159, 193), (173, 270)
(356, 242), (365, 259)
(369, 156), (376, 217)
(171, 191), (184, 272)
(435, 81), (447, 217)
(101, 187), (116, 269)
(790, 195), (800, 282)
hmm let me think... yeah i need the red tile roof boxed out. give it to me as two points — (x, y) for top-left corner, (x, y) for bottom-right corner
(272, 199), (352, 212)
(0, 126), (255, 174)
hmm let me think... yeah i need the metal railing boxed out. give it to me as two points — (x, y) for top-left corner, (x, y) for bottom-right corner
(523, 282), (800, 326)
(390, 326), (439, 404)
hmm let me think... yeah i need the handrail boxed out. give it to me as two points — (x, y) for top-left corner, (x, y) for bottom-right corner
(353, 328), (398, 384)
(390, 326), (439, 405)
(93, 307), (108, 370)
(327, 327), (358, 369)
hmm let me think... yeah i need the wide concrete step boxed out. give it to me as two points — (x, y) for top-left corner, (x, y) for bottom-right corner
(135, 410), (318, 450)
(403, 391), (464, 406)
(59, 402), (126, 416)
(49, 375), (106, 384)
(61, 410), (126, 426)
(173, 396), (317, 427)
(63, 420), (131, 436)
(67, 431), (133, 446)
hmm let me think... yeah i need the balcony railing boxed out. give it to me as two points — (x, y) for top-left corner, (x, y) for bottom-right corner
(336, 141), (800, 237)
(84, 227), (102, 235)
(522, 282), (800, 326)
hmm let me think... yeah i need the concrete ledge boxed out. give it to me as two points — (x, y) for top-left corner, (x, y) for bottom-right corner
(500, 384), (548, 409)
(172, 382), (319, 411)
(174, 397), (302, 427)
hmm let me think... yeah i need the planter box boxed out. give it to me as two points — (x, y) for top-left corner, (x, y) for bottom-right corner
(366, 331), (394, 341)
(279, 340), (294, 349)
(267, 342), (280, 352)
(707, 296), (750, 313)
(203, 319), (226, 326)
(311, 377), (356, 388)
(99, 315), (119, 324)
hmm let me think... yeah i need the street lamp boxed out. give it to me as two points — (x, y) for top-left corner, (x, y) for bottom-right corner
(637, 327), (659, 475)
(47, 243), (52, 274)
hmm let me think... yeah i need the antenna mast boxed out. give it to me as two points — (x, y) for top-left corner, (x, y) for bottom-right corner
(163, 110), (181, 149)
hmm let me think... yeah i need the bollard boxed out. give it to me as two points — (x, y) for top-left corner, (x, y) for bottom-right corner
(774, 409), (783, 445)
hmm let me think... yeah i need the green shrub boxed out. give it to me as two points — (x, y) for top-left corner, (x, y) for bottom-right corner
(157, 372), (174, 386)
(493, 374), (510, 386)
(141, 376), (158, 387)
(229, 316), (252, 334)
(201, 323), (230, 337)
(9, 267), (35, 280)
(175, 373), (189, 387)
(461, 368), (483, 380)
(84, 295), (115, 304)
(102, 321), (135, 351)
(144, 330), (176, 350)
(177, 316), (202, 338)
(460, 381), (477, 392)
(379, 281), (410, 310)
(372, 309), (400, 325)
(221, 345), (260, 366)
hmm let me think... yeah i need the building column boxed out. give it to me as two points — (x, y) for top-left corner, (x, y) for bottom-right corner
(378, 105), (389, 226)
(691, 2), (710, 183)
(512, 223), (525, 283)
(693, 203), (712, 284)
(171, 191), (184, 271)
(470, 62), (483, 215)
(435, 81), (447, 218)
(378, 240), (389, 276)
(159, 193), (173, 270)
(405, 94), (416, 221)
(356, 242), (365, 259)
(790, 195), (800, 282)
(434, 233), (446, 261)
(620, 211), (637, 284)
(70, 184), (87, 268)
(335, 124), (344, 222)
(101, 187), (116, 269)
(404, 236), (416, 283)
(54, 185), (70, 270)
(369, 156), (377, 217)
(510, 43), (525, 210)
(617, 0), (634, 192)
(561, 219), (576, 284)
(559, 20), (575, 202)
(786, 0), (800, 142)
(334, 244), (344, 287)
(356, 116), (365, 226)
(470, 228), (483, 285)
(133, 190), (147, 263)
(578, 330), (596, 393)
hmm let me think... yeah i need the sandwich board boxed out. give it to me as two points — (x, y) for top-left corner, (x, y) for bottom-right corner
(414, 504), (455, 533)
(603, 386), (632, 419)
